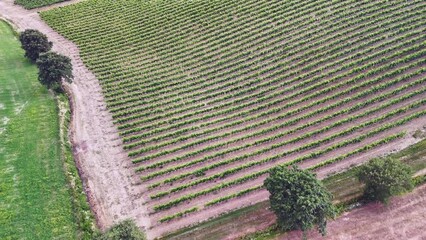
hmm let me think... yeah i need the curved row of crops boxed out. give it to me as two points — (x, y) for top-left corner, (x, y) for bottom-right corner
(14, 0), (68, 9)
(41, 0), (426, 232)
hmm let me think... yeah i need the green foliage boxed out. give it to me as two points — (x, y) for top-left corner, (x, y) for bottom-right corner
(36, 52), (73, 91)
(264, 166), (335, 238)
(357, 158), (413, 204)
(413, 175), (426, 186)
(19, 29), (52, 62)
(94, 220), (146, 240)
(159, 207), (198, 223)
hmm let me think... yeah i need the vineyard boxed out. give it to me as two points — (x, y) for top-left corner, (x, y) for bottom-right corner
(40, 0), (426, 237)
(14, 0), (68, 9)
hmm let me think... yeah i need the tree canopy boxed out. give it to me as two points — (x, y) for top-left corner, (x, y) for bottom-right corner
(19, 29), (52, 62)
(264, 166), (335, 239)
(36, 52), (73, 91)
(357, 157), (413, 204)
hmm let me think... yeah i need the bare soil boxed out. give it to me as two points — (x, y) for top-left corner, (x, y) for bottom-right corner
(0, 0), (152, 237)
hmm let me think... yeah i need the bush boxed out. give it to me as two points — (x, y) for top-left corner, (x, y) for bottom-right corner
(264, 166), (335, 239)
(19, 29), (52, 62)
(357, 157), (413, 204)
(36, 52), (73, 91)
(94, 220), (146, 240)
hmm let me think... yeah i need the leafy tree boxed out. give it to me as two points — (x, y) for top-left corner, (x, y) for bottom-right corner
(36, 52), (73, 91)
(94, 220), (146, 240)
(357, 157), (413, 204)
(264, 166), (335, 239)
(19, 29), (52, 62)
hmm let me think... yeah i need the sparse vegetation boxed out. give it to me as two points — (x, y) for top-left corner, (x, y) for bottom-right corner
(94, 220), (146, 240)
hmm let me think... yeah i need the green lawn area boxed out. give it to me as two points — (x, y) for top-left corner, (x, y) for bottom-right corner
(0, 20), (78, 239)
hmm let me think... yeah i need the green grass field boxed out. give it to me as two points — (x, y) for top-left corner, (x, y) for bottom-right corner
(14, 0), (68, 9)
(0, 20), (78, 239)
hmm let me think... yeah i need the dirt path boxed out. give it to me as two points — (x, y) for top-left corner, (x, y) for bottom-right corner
(0, 0), (151, 237)
(279, 184), (426, 240)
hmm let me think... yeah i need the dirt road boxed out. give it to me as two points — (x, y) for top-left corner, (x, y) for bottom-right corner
(0, 0), (151, 237)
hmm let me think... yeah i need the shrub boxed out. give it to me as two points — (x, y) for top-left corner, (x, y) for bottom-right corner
(94, 220), (146, 240)
(357, 157), (413, 204)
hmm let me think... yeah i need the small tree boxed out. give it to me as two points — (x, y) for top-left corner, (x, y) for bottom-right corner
(264, 166), (335, 239)
(357, 158), (413, 204)
(19, 29), (52, 62)
(95, 220), (146, 240)
(36, 52), (73, 91)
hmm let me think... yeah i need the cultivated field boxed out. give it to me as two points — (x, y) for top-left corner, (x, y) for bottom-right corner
(40, 0), (426, 237)
(14, 0), (68, 9)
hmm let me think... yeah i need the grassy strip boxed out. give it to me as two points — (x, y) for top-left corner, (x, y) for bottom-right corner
(245, 143), (426, 240)
(57, 94), (96, 239)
